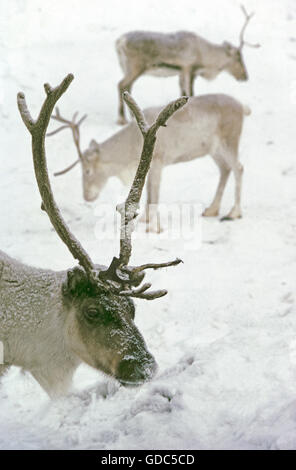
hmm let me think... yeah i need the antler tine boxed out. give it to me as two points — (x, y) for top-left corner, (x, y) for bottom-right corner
(54, 158), (80, 176)
(131, 258), (183, 274)
(47, 124), (70, 137)
(119, 283), (152, 296)
(51, 107), (71, 124)
(124, 289), (168, 300)
(48, 107), (87, 165)
(17, 75), (184, 301)
(98, 92), (187, 300)
(77, 114), (87, 127)
(118, 92), (188, 267)
(119, 282), (168, 300)
(17, 74), (96, 280)
(72, 111), (79, 123)
(239, 4), (260, 50)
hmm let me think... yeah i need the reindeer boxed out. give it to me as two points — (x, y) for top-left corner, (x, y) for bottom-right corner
(116, 5), (259, 124)
(0, 74), (185, 398)
(51, 93), (251, 230)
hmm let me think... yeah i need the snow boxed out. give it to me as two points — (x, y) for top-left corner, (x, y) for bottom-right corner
(0, 0), (296, 450)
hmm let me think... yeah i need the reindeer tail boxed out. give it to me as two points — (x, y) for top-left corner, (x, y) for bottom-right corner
(243, 105), (252, 116)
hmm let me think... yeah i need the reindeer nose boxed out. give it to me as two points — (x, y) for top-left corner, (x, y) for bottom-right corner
(117, 355), (158, 387)
(241, 70), (248, 81)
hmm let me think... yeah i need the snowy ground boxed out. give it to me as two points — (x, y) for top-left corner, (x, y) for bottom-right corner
(0, 0), (296, 450)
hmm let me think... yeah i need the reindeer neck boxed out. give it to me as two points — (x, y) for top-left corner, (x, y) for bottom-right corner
(99, 122), (143, 166)
(201, 40), (229, 69)
(0, 250), (66, 335)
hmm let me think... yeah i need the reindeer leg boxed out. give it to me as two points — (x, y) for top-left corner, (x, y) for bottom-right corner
(203, 156), (231, 217)
(189, 69), (195, 96)
(117, 70), (144, 125)
(220, 150), (243, 221)
(179, 68), (191, 96)
(0, 365), (9, 380)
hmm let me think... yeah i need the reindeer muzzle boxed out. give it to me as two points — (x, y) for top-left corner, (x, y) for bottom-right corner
(116, 355), (158, 387)
(240, 70), (248, 81)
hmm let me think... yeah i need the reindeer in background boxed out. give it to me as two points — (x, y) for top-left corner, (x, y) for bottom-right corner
(116, 5), (259, 124)
(50, 93), (250, 230)
(0, 74), (185, 398)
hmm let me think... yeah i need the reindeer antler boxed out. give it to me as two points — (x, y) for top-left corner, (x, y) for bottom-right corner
(17, 74), (187, 300)
(47, 107), (87, 176)
(98, 91), (188, 299)
(17, 75), (96, 280)
(239, 5), (260, 51)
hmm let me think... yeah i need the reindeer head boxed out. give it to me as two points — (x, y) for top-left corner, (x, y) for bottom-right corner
(222, 42), (248, 81)
(48, 111), (110, 202)
(222, 5), (259, 82)
(81, 139), (109, 202)
(17, 75), (186, 388)
(63, 267), (156, 386)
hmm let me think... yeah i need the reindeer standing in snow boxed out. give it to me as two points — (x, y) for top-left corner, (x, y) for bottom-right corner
(51, 93), (251, 230)
(116, 5), (259, 124)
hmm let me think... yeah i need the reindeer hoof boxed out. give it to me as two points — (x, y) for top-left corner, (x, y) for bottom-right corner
(139, 212), (149, 224)
(145, 220), (163, 233)
(220, 214), (242, 222)
(145, 226), (163, 234)
(117, 117), (128, 126)
(202, 208), (219, 217)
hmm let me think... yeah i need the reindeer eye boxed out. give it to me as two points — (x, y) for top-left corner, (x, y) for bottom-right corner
(85, 307), (99, 319)
(84, 304), (115, 325)
(85, 168), (92, 177)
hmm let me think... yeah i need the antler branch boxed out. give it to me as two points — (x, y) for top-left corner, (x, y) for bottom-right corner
(18, 74), (185, 300)
(54, 158), (80, 176)
(122, 92), (149, 136)
(239, 4), (260, 50)
(119, 92), (188, 266)
(47, 106), (87, 175)
(99, 92), (188, 299)
(17, 74), (95, 278)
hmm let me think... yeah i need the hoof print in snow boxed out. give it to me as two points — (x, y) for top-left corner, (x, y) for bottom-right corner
(160, 354), (196, 380)
(130, 386), (183, 417)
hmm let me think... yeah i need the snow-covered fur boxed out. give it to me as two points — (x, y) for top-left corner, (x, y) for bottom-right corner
(0, 250), (156, 398)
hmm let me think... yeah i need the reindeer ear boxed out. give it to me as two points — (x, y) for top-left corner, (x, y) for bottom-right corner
(89, 139), (100, 152)
(63, 266), (90, 299)
(223, 41), (236, 56)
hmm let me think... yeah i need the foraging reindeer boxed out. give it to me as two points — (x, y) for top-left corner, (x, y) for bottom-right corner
(0, 74), (185, 398)
(52, 93), (251, 229)
(116, 5), (259, 124)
